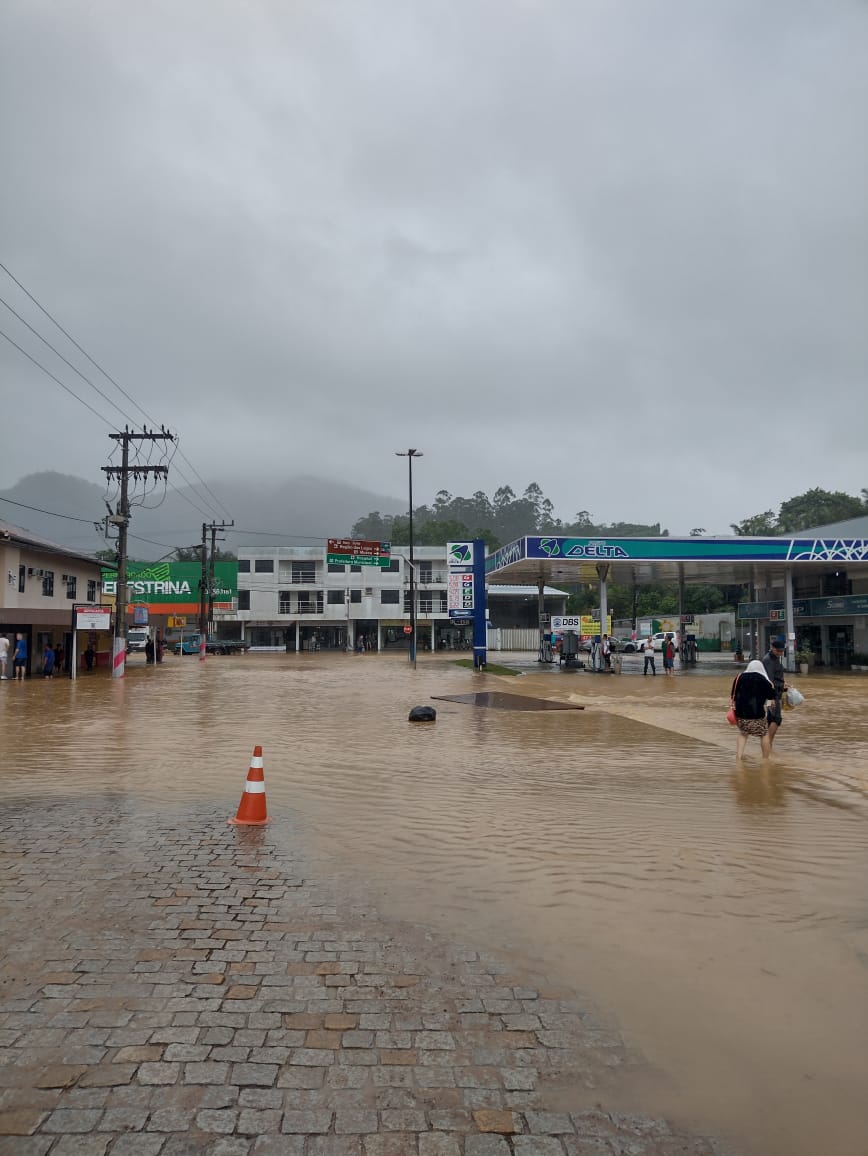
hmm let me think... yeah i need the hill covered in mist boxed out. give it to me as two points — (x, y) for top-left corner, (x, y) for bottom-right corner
(0, 472), (405, 559)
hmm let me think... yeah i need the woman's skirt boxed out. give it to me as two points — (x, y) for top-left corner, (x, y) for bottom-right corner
(737, 716), (768, 737)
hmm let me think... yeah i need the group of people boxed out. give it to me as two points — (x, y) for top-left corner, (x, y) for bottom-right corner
(729, 637), (789, 760)
(0, 633), (27, 681)
(641, 633), (677, 677)
(144, 637), (164, 664)
(0, 634), (100, 679)
(41, 640), (69, 678)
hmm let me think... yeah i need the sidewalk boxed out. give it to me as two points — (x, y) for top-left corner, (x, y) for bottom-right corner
(0, 799), (731, 1155)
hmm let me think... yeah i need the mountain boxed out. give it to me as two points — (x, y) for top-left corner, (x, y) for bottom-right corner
(0, 472), (404, 559)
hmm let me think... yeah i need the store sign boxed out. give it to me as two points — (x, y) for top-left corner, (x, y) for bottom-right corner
(551, 614), (612, 636)
(102, 561), (237, 613)
(73, 604), (112, 631)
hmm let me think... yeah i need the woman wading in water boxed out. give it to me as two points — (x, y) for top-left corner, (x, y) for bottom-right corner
(731, 659), (775, 760)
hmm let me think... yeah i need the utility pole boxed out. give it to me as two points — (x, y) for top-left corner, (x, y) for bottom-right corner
(199, 523), (208, 662)
(102, 427), (173, 679)
(206, 520), (234, 625)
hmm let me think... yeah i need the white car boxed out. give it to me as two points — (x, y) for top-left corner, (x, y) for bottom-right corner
(646, 631), (680, 651)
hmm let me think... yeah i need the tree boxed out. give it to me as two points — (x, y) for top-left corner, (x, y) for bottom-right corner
(174, 546), (235, 562)
(730, 511), (779, 536)
(777, 488), (867, 532)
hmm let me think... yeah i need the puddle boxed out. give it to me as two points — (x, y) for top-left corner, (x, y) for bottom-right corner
(432, 691), (585, 710)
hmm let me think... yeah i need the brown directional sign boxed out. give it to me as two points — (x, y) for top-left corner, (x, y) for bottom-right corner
(326, 538), (391, 567)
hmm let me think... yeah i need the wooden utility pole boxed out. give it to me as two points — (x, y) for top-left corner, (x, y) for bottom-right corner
(102, 428), (173, 679)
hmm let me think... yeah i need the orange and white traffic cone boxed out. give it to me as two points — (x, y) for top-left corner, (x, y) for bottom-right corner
(228, 745), (270, 826)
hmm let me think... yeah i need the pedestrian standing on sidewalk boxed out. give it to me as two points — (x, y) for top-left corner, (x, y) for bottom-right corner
(12, 633), (27, 680)
(0, 633), (9, 679)
(643, 636), (656, 676)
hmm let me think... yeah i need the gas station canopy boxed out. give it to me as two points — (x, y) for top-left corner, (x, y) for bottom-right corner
(485, 534), (868, 588)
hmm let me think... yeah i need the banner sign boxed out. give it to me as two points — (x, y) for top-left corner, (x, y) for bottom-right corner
(551, 614), (613, 636)
(488, 536), (868, 572)
(739, 593), (868, 620)
(102, 561), (237, 615)
(73, 604), (112, 631)
(326, 539), (391, 566)
(133, 605), (149, 625)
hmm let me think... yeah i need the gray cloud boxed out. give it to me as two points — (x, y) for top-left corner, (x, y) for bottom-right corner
(2, 0), (866, 534)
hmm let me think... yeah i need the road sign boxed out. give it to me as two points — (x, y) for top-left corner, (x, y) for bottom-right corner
(326, 538), (391, 566)
(167, 616), (187, 628)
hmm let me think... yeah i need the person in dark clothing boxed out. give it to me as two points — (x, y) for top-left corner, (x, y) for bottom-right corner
(762, 638), (789, 753)
(145, 638), (155, 664)
(84, 644), (96, 671)
(731, 659), (775, 760)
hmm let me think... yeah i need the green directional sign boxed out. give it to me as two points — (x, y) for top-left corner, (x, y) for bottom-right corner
(326, 538), (391, 566)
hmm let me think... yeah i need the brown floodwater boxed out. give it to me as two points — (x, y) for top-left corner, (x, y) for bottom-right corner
(2, 652), (867, 1156)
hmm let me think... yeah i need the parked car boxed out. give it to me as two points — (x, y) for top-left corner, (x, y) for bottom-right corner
(617, 639), (640, 652)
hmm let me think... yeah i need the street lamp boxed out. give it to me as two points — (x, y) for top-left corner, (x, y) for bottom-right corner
(395, 449), (423, 667)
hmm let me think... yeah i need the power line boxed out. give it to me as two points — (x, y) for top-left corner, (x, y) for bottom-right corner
(0, 259), (159, 428)
(0, 260), (232, 523)
(0, 325), (115, 428)
(0, 292), (139, 428)
(0, 495), (99, 523)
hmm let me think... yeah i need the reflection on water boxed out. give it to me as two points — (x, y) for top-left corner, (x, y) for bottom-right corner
(2, 653), (867, 1156)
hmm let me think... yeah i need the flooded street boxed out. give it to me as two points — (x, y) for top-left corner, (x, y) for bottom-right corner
(2, 652), (867, 1156)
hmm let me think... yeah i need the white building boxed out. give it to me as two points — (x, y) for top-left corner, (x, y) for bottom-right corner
(230, 545), (568, 652)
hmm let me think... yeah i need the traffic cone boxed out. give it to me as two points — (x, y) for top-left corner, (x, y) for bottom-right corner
(228, 745), (270, 826)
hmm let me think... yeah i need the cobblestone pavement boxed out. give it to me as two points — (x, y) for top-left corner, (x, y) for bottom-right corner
(0, 800), (734, 1155)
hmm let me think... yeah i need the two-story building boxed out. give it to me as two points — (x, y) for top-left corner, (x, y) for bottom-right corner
(230, 545), (568, 652)
(0, 519), (106, 676)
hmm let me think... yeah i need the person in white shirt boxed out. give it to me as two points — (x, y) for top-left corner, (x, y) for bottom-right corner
(642, 636), (656, 676)
(0, 634), (9, 679)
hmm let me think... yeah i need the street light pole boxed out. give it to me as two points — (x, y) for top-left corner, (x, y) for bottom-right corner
(395, 448), (423, 668)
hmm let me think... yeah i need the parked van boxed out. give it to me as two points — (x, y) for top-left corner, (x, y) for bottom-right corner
(126, 628), (150, 653)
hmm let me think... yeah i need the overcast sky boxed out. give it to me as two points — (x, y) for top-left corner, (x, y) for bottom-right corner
(1, 0), (866, 535)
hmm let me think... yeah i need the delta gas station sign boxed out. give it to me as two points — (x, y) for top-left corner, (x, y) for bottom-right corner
(102, 561), (238, 615)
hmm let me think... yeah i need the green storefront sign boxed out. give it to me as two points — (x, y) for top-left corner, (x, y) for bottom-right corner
(102, 561), (238, 610)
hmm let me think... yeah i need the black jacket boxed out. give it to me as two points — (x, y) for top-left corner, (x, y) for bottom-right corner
(731, 671), (773, 720)
(762, 651), (785, 697)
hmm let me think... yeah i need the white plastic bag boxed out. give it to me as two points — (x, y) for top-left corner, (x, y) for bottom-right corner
(786, 686), (805, 708)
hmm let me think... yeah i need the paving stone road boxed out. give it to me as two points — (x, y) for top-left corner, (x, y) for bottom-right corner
(0, 800), (735, 1155)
